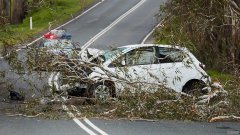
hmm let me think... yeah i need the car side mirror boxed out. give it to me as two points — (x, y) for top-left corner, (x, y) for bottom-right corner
(121, 60), (126, 66)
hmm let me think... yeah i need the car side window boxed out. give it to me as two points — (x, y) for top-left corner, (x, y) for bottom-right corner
(158, 47), (185, 63)
(126, 47), (157, 66)
(108, 47), (157, 67)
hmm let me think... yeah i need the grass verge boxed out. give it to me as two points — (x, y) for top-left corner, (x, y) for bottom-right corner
(0, 0), (94, 47)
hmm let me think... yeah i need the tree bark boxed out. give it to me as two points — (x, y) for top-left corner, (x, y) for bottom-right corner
(0, 0), (10, 24)
(230, 0), (240, 64)
(10, 0), (27, 24)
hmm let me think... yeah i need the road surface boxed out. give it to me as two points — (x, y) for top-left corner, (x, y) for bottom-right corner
(0, 114), (239, 135)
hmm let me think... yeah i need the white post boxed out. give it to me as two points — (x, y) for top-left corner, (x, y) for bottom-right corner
(30, 17), (33, 30)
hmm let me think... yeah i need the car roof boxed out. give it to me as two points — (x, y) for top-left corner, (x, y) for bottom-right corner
(118, 44), (187, 50)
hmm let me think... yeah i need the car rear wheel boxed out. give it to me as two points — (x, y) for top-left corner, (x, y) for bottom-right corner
(182, 80), (208, 96)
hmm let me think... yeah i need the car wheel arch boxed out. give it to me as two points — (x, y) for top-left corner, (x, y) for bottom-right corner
(182, 79), (206, 93)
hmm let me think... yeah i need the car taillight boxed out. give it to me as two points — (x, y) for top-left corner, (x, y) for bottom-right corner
(199, 63), (205, 69)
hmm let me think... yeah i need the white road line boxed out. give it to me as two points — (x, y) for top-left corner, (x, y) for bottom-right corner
(0, 0), (105, 59)
(81, 0), (146, 51)
(141, 20), (163, 44)
(73, 118), (98, 135)
(84, 118), (109, 135)
(62, 104), (98, 135)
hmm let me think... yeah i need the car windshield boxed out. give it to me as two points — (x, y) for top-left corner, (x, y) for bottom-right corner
(102, 47), (126, 61)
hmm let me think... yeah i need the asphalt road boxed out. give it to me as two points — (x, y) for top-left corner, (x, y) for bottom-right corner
(1, 0), (239, 135)
(0, 114), (239, 135)
(63, 0), (142, 45)
(90, 0), (161, 49)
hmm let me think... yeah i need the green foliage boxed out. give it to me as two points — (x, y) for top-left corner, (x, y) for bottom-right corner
(207, 70), (233, 82)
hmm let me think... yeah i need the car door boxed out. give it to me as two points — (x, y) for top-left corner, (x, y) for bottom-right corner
(156, 47), (192, 92)
(107, 46), (161, 92)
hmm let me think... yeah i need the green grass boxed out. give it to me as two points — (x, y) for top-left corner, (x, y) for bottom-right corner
(207, 70), (233, 83)
(0, 0), (94, 47)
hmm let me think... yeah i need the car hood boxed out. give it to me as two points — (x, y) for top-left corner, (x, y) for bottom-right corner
(80, 48), (105, 62)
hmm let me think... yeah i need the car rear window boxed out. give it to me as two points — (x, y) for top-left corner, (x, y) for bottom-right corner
(158, 47), (185, 63)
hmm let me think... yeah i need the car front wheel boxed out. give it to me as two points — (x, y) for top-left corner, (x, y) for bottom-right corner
(89, 82), (115, 101)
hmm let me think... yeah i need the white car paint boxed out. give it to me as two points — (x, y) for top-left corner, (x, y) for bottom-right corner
(87, 44), (210, 94)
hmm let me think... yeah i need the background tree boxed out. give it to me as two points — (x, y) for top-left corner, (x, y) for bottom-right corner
(0, 0), (27, 24)
(10, 0), (27, 24)
(0, 0), (10, 24)
(155, 0), (240, 72)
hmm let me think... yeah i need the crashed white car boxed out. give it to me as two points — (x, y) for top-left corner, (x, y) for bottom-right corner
(54, 44), (210, 99)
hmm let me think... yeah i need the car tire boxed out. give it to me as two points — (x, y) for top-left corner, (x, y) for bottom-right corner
(89, 82), (115, 101)
(182, 80), (207, 96)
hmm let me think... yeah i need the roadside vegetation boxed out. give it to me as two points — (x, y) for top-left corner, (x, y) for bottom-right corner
(153, 0), (240, 121)
(155, 0), (240, 70)
(0, 0), (94, 48)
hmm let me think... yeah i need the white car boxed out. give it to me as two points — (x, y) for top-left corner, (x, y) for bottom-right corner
(55, 44), (210, 99)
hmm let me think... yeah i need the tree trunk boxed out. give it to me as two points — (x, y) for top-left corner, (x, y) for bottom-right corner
(0, 0), (10, 24)
(231, 0), (240, 64)
(10, 0), (27, 24)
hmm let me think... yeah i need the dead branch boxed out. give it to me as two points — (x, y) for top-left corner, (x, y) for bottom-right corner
(210, 115), (240, 122)
(229, 0), (240, 12)
(129, 117), (158, 122)
(6, 113), (45, 118)
(104, 108), (117, 115)
(156, 99), (180, 104)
